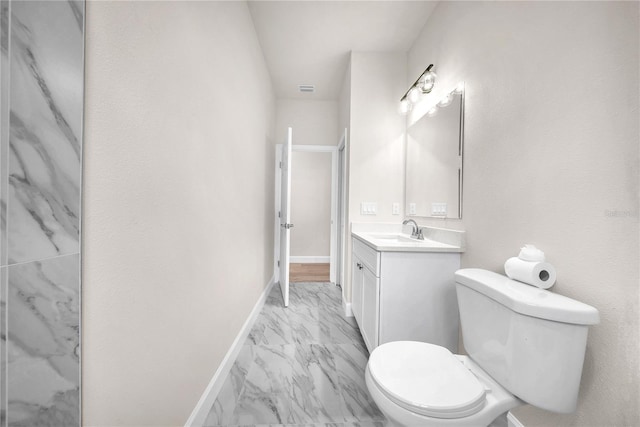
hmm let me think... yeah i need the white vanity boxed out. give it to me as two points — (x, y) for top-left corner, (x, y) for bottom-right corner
(351, 224), (465, 354)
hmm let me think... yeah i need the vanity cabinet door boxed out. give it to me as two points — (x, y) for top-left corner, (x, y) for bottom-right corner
(352, 255), (364, 327)
(361, 266), (379, 351)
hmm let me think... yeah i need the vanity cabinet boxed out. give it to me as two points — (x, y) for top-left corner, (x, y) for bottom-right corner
(352, 242), (380, 350)
(351, 255), (364, 327)
(351, 235), (461, 353)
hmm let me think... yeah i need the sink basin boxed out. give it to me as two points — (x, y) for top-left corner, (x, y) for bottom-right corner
(365, 233), (418, 243)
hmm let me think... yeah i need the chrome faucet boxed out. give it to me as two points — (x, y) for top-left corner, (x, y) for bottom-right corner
(402, 219), (424, 240)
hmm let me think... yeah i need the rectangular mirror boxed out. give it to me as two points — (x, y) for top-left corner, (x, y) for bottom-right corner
(405, 88), (464, 218)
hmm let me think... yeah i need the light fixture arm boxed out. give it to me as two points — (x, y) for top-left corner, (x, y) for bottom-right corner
(400, 64), (434, 101)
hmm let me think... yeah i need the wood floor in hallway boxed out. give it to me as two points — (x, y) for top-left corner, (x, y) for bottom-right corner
(290, 263), (330, 282)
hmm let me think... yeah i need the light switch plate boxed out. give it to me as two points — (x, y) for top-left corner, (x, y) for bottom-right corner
(361, 202), (377, 215)
(431, 202), (447, 216)
(392, 203), (400, 215)
(409, 203), (417, 215)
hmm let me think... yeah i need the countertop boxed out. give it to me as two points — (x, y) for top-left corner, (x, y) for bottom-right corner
(352, 230), (465, 253)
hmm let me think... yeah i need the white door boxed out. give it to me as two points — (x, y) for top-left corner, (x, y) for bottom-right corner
(337, 133), (346, 287)
(279, 127), (293, 307)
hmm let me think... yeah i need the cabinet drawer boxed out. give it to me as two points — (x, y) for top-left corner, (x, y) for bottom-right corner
(353, 237), (380, 277)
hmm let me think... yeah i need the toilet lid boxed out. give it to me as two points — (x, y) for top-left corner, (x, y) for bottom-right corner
(368, 341), (486, 419)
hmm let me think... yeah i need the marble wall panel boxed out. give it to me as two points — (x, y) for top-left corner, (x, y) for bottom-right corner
(0, 2), (84, 426)
(1, 0), (8, 268)
(7, 0), (84, 264)
(1, 267), (6, 427)
(6, 254), (79, 426)
(1, 2), (9, 426)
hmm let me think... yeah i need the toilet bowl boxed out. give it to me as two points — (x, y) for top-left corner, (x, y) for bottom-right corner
(365, 342), (521, 426)
(365, 269), (600, 427)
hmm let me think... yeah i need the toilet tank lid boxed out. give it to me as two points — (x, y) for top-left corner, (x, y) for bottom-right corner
(455, 269), (600, 325)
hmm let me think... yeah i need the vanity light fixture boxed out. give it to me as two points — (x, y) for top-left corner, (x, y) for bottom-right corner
(398, 99), (412, 114)
(399, 64), (436, 115)
(437, 93), (453, 107)
(418, 68), (437, 93)
(422, 82), (466, 118)
(408, 86), (421, 103)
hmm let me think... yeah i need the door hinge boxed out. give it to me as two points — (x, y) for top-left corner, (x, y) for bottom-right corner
(277, 260), (280, 267)
(278, 211), (281, 218)
(279, 161), (282, 169)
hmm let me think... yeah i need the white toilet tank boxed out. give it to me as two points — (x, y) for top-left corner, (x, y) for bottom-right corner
(454, 268), (599, 414)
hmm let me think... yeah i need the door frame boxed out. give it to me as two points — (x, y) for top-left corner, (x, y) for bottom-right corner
(337, 129), (347, 292)
(274, 144), (339, 284)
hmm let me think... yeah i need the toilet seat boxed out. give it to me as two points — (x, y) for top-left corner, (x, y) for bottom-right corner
(367, 341), (486, 419)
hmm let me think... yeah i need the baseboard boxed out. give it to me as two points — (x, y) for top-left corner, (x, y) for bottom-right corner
(343, 299), (353, 317)
(184, 275), (276, 427)
(507, 411), (525, 427)
(290, 256), (330, 263)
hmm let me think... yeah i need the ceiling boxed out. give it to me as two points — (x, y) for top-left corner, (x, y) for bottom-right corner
(248, 1), (438, 100)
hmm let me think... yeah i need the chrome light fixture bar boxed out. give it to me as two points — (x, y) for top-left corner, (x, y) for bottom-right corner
(399, 64), (436, 115)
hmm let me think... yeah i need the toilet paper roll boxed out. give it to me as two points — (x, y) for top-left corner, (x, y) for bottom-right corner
(504, 257), (557, 289)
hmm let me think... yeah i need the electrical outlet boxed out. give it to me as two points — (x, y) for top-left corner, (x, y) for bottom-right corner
(409, 203), (417, 215)
(392, 203), (400, 215)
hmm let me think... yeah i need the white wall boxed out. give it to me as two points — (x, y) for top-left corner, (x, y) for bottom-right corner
(349, 52), (407, 224)
(408, 2), (639, 425)
(342, 52), (407, 300)
(83, 2), (276, 425)
(276, 99), (338, 146)
(276, 100), (338, 259)
(338, 60), (352, 291)
(338, 61), (351, 141)
(290, 151), (332, 258)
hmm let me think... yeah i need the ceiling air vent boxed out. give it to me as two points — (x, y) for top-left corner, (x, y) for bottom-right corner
(298, 84), (315, 93)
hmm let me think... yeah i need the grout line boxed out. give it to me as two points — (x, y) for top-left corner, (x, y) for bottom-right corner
(4, 251), (80, 269)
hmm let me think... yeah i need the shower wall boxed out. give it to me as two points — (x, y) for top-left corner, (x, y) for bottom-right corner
(0, 1), (84, 426)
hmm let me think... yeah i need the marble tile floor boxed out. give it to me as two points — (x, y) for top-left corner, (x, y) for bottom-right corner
(204, 282), (386, 427)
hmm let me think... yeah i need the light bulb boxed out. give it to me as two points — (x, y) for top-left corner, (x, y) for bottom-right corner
(398, 99), (411, 115)
(438, 93), (453, 107)
(419, 70), (437, 93)
(408, 86), (420, 103)
(427, 106), (438, 116)
(454, 81), (465, 94)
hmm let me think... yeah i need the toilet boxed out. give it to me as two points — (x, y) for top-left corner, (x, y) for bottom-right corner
(365, 268), (600, 427)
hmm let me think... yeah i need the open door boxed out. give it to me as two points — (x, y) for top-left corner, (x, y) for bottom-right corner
(279, 127), (293, 306)
(336, 129), (347, 289)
